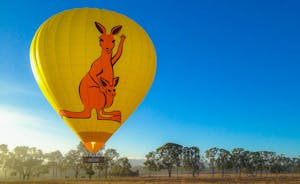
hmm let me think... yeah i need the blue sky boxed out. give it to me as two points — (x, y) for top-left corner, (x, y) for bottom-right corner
(1, 0), (300, 158)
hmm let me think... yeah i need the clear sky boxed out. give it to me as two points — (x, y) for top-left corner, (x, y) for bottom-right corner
(1, 0), (300, 158)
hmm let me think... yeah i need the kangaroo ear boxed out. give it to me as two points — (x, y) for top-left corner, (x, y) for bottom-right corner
(95, 22), (106, 34)
(113, 77), (119, 87)
(111, 25), (122, 35)
(100, 78), (109, 87)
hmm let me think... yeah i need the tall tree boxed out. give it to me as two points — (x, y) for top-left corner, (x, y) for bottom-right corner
(156, 143), (183, 177)
(293, 157), (300, 173)
(58, 156), (69, 178)
(288, 157), (299, 173)
(31, 164), (48, 178)
(231, 148), (246, 176)
(182, 146), (203, 177)
(256, 151), (275, 175)
(247, 151), (261, 175)
(144, 151), (159, 176)
(7, 146), (44, 180)
(0, 144), (9, 178)
(64, 149), (82, 179)
(84, 163), (95, 180)
(110, 157), (132, 176)
(92, 151), (104, 178)
(243, 151), (255, 174)
(103, 148), (119, 178)
(270, 154), (292, 174)
(45, 150), (63, 178)
(216, 148), (232, 177)
(205, 147), (219, 176)
(256, 151), (268, 176)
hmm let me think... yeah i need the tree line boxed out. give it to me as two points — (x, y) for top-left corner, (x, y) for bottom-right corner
(0, 143), (137, 180)
(0, 142), (299, 180)
(144, 143), (300, 177)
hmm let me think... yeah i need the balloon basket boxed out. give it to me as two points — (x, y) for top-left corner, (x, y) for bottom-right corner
(83, 155), (105, 164)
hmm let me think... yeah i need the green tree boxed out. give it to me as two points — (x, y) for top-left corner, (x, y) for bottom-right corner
(270, 154), (292, 174)
(58, 156), (69, 178)
(103, 148), (119, 178)
(242, 151), (255, 174)
(256, 151), (268, 176)
(84, 164), (95, 179)
(231, 148), (246, 176)
(156, 143), (183, 177)
(243, 151), (266, 175)
(32, 164), (48, 178)
(93, 154), (104, 178)
(7, 146), (44, 180)
(205, 147), (219, 176)
(45, 150), (63, 178)
(265, 151), (276, 175)
(64, 149), (82, 179)
(293, 157), (300, 173)
(182, 146), (203, 177)
(144, 151), (159, 176)
(0, 144), (9, 178)
(110, 157), (133, 176)
(216, 148), (231, 177)
(249, 151), (261, 175)
(290, 157), (299, 173)
(258, 151), (272, 175)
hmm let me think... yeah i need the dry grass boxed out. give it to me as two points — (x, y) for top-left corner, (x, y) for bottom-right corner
(1, 174), (300, 184)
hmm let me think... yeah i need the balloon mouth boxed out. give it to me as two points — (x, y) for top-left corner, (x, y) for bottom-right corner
(84, 141), (105, 153)
(78, 131), (112, 153)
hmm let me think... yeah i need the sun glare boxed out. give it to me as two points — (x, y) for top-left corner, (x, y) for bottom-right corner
(0, 105), (76, 152)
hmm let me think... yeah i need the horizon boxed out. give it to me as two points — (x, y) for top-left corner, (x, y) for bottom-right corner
(1, 0), (300, 159)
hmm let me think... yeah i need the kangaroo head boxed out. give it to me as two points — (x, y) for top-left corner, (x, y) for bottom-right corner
(95, 22), (122, 54)
(100, 77), (119, 97)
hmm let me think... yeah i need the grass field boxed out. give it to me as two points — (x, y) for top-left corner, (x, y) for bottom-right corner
(1, 174), (300, 184)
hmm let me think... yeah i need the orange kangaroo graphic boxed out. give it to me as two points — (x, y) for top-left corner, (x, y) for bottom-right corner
(59, 22), (126, 122)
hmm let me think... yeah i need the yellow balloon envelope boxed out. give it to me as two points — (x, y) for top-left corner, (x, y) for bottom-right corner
(30, 8), (156, 153)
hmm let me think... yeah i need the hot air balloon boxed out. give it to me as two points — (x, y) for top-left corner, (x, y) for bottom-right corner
(30, 8), (156, 153)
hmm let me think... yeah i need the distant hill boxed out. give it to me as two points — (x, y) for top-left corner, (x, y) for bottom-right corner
(129, 158), (146, 166)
